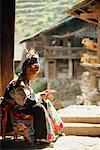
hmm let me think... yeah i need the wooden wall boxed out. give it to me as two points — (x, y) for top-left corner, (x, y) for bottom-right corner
(0, 0), (15, 96)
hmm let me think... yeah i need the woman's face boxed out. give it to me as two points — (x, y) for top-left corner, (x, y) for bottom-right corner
(26, 63), (40, 80)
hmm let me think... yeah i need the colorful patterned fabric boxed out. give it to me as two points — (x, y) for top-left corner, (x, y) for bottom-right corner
(11, 112), (33, 127)
(1, 79), (63, 142)
(45, 100), (63, 141)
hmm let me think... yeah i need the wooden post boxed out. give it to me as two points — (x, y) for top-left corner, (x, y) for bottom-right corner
(68, 59), (73, 78)
(0, 0), (15, 96)
(97, 19), (100, 92)
(68, 40), (73, 78)
(44, 59), (48, 79)
(97, 19), (100, 63)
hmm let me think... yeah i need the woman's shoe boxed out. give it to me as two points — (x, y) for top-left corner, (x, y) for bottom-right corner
(24, 137), (32, 144)
(34, 139), (54, 148)
(34, 139), (52, 145)
(58, 132), (65, 136)
(39, 139), (50, 143)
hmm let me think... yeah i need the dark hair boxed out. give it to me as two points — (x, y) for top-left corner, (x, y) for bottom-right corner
(22, 57), (39, 72)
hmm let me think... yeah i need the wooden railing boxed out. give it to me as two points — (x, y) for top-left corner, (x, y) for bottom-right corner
(44, 46), (91, 59)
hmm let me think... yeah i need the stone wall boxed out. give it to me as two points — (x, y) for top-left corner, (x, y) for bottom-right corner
(76, 71), (100, 105)
(48, 78), (81, 107)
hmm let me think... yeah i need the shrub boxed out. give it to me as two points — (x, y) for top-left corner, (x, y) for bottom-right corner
(32, 78), (47, 93)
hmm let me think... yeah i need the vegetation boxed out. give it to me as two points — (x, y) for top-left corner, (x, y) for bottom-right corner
(15, 0), (82, 37)
(32, 78), (47, 93)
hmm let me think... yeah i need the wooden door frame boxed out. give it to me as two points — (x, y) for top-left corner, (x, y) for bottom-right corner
(0, 0), (15, 96)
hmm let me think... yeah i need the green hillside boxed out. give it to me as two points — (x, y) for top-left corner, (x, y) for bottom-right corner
(15, 0), (82, 37)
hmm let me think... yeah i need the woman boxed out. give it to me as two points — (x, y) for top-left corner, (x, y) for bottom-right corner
(1, 49), (63, 144)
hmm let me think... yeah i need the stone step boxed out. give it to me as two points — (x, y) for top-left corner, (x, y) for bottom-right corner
(59, 105), (100, 123)
(62, 123), (100, 136)
(61, 116), (100, 123)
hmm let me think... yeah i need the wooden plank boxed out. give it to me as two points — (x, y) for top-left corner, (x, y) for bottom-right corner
(0, 59), (2, 96)
(65, 12), (97, 25)
(64, 0), (99, 25)
(62, 117), (100, 124)
(52, 28), (86, 38)
(64, 0), (94, 14)
(80, 12), (100, 20)
(44, 46), (89, 51)
(97, 19), (100, 63)
(0, 0), (15, 96)
(63, 123), (100, 136)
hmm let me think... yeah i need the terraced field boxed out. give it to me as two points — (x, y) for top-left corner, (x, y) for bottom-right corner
(15, 0), (82, 37)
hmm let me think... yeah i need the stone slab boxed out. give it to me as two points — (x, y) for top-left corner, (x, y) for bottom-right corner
(59, 105), (100, 123)
(63, 123), (100, 136)
(54, 136), (100, 150)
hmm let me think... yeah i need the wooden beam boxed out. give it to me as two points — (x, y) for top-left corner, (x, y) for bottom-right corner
(64, 0), (95, 14)
(80, 11), (100, 20)
(64, 0), (99, 25)
(65, 12), (97, 25)
(79, 8), (87, 13)
(97, 19), (100, 63)
(52, 32), (75, 38)
(52, 28), (88, 39)
(0, 0), (15, 96)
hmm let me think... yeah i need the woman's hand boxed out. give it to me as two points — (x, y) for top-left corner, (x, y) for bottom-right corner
(40, 90), (55, 101)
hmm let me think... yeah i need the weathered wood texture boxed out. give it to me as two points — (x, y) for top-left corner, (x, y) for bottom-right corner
(44, 46), (91, 59)
(97, 20), (100, 63)
(0, 0), (15, 96)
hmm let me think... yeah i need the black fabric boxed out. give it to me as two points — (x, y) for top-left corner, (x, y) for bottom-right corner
(41, 99), (47, 110)
(15, 98), (37, 114)
(1, 98), (47, 139)
(6, 111), (13, 132)
(1, 110), (13, 133)
(32, 104), (47, 139)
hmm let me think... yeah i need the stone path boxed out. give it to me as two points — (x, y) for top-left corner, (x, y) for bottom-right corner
(53, 136), (100, 150)
(1, 135), (100, 150)
(1, 105), (100, 149)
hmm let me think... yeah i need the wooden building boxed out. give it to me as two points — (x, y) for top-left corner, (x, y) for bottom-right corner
(64, 0), (100, 80)
(64, 0), (100, 64)
(64, 0), (100, 104)
(20, 16), (97, 79)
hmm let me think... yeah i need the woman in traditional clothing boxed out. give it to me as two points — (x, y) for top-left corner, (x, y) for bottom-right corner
(1, 49), (63, 144)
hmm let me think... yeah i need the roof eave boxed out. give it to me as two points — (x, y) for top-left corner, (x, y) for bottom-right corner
(64, 0), (98, 25)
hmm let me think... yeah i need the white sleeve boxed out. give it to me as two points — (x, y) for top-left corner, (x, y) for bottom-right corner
(35, 93), (43, 103)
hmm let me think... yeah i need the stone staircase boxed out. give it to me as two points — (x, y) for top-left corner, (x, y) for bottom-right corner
(59, 105), (100, 136)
